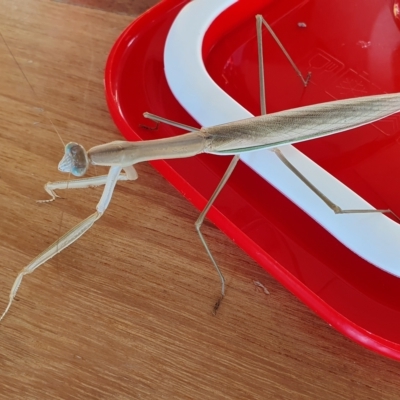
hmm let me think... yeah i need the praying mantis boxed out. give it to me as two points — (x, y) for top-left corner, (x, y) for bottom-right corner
(1, 8), (400, 323)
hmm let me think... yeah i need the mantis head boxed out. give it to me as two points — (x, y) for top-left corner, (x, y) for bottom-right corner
(58, 142), (89, 177)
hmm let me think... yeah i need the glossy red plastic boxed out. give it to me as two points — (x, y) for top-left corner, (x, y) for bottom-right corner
(105, 0), (400, 359)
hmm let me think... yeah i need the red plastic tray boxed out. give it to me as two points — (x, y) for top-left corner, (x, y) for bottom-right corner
(105, 0), (400, 359)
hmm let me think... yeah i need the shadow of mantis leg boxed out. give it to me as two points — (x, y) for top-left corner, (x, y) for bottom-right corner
(0, 166), (124, 322)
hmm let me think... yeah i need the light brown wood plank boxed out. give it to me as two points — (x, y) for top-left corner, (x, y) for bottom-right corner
(0, 0), (400, 399)
(54, 0), (159, 16)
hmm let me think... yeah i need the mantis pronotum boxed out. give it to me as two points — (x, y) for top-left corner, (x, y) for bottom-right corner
(1, 9), (400, 322)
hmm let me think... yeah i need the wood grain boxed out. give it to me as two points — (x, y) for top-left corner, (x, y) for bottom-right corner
(0, 0), (400, 399)
(55, 0), (160, 15)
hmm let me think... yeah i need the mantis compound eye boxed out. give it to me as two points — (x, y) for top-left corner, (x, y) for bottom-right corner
(58, 142), (89, 177)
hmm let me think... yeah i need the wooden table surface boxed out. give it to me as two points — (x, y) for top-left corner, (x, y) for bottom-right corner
(0, 0), (399, 398)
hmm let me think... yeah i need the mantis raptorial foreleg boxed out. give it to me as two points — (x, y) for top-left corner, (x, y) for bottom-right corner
(38, 166), (138, 202)
(0, 165), (137, 322)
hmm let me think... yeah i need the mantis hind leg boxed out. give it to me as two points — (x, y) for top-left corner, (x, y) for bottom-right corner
(273, 148), (400, 220)
(256, 14), (311, 115)
(258, 18), (398, 220)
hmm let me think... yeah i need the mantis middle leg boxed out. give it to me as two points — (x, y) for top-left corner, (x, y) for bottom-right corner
(146, 15), (312, 313)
